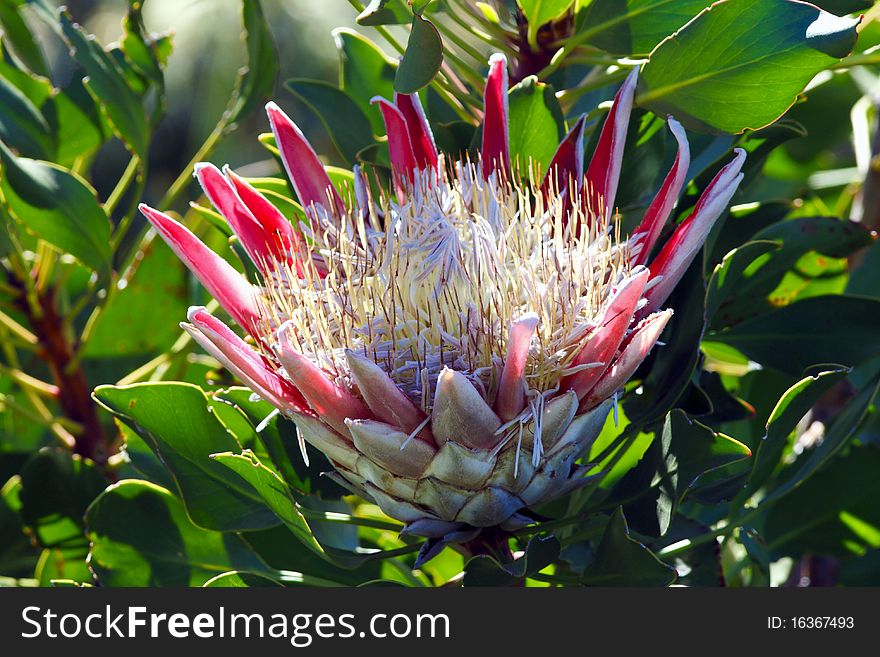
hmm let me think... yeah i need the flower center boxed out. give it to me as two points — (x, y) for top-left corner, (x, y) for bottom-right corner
(257, 159), (632, 413)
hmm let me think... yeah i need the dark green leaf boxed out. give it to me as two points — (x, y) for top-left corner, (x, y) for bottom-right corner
(335, 28), (396, 136)
(735, 366), (849, 505)
(284, 79), (374, 165)
(764, 447), (880, 559)
(86, 480), (267, 587)
(93, 383), (280, 532)
(637, 0), (860, 133)
(762, 371), (880, 504)
(705, 240), (780, 324)
(507, 76), (565, 172)
(18, 448), (105, 550)
(60, 12), (148, 155)
(847, 241), (880, 299)
(0, 142), (111, 276)
(0, 75), (53, 158)
(712, 217), (874, 326)
(227, 0), (277, 124)
(658, 410), (751, 507)
(0, 0), (49, 76)
(463, 536), (560, 585)
(581, 508), (676, 586)
(710, 295), (880, 376)
(394, 14), (443, 94)
(357, 0), (412, 26)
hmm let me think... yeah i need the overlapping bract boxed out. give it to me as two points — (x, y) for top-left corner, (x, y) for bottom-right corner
(139, 54), (744, 557)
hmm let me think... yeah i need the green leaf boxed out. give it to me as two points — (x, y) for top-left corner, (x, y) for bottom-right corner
(213, 387), (342, 498)
(335, 28), (396, 136)
(764, 447), (880, 559)
(0, 142), (111, 276)
(705, 240), (780, 324)
(93, 382), (280, 532)
(637, 0), (860, 133)
(0, 75), (53, 159)
(581, 508), (676, 586)
(284, 79), (374, 165)
(0, 0), (50, 76)
(356, 0), (412, 26)
(86, 480), (267, 587)
(463, 536), (561, 586)
(227, 0), (277, 125)
(578, 0), (709, 56)
(658, 410), (751, 507)
(518, 1), (574, 49)
(735, 366), (849, 505)
(711, 217), (874, 327)
(847, 241), (880, 299)
(81, 239), (188, 358)
(507, 76), (565, 173)
(211, 451), (326, 557)
(710, 295), (880, 376)
(60, 12), (148, 155)
(394, 14), (443, 94)
(48, 80), (106, 167)
(203, 571), (283, 587)
(17, 448), (105, 551)
(762, 371), (880, 504)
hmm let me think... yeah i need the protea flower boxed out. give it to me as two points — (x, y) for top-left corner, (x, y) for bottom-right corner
(138, 54), (745, 565)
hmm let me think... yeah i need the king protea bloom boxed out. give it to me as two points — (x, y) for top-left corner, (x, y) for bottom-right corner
(139, 54), (745, 564)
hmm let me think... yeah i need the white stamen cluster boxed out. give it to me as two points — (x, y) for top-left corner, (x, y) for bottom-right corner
(257, 160), (632, 413)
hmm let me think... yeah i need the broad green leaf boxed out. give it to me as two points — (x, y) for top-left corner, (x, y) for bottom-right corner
(764, 448), (880, 559)
(93, 382), (280, 532)
(394, 14), (443, 94)
(17, 448), (105, 551)
(463, 536), (560, 586)
(227, 0), (277, 125)
(86, 480), (267, 587)
(48, 80), (106, 167)
(35, 546), (91, 587)
(712, 217), (874, 326)
(710, 295), (880, 376)
(814, 1), (874, 13)
(82, 239), (187, 358)
(0, 478), (38, 578)
(60, 12), (148, 155)
(762, 371), (880, 504)
(213, 387), (341, 498)
(356, 0), (411, 26)
(0, 0), (49, 76)
(637, 0), (860, 133)
(847, 241), (880, 299)
(335, 28), (396, 136)
(0, 142), (111, 276)
(586, 413), (654, 491)
(284, 79), (374, 165)
(203, 571), (283, 587)
(507, 76), (565, 172)
(735, 366), (849, 505)
(581, 508), (676, 586)
(658, 410), (751, 508)
(0, 75), (53, 158)
(705, 240), (780, 324)
(211, 451), (326, 557)
(577, 0), (709, 56)
(518, 1), (574, 49)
